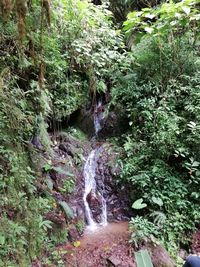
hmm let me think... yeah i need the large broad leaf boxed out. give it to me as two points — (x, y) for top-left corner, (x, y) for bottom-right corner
(0, 235), (5, 245)
(132, 198), (147, 209)
(59, 201), (74, 219)
(135, 250), (154, 267)
(152, 196), (163, 207)
(182, 6), (190, 15)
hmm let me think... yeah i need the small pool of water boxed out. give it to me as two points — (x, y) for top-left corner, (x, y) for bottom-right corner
(81, 221), (129, 248)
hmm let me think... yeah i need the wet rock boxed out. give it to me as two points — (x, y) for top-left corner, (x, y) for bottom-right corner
(59, 143), (74, 158)
(49, 169), (57, 181)
(86, 191), (92, 203)
(107, 256), (122, 266)
(87, 192), (101, 207)
(86, 191), (103, 223)
(93, 144), (132, 222)
(31, 136), (43, 150)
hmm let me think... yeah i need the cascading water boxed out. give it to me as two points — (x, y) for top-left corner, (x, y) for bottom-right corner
(83, 149), (98, 230)
(83, 148), (107, 230)
(83, 101), (107, 230)
(94, 100), (104, 135)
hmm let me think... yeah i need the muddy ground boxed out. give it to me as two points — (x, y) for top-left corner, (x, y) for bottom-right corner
(60, 222), (135, 267)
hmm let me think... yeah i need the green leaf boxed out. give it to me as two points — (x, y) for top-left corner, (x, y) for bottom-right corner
(97, 80), (107, 93)
(144, 14), (155, 19)
(0, 235), (5, 245)
(39, 220), (52, 230)
(144, 27), (154, 34)
(182, 6), (190, 15)
(192, 161), (199, 167)
(152, 197), (163, 206)
(135, 250), (154, 267)
(43, 163), (52, 172)
(59, 201), (74, 219)
(132, 198), (147, 209)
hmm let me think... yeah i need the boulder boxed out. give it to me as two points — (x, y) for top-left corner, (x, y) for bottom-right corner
(68, 225), (80, 241)
(142, 243), (175, 267)
(59, 143), (74, 158)
(86, 191), (104, 223)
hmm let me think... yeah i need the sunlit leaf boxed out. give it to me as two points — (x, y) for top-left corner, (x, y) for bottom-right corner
(132, 198), (147, 209)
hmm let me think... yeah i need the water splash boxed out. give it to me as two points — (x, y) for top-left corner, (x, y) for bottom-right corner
(83, 147), (107, 231)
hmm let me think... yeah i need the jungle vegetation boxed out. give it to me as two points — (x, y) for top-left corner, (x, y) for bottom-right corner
(0, 0), (199, 266)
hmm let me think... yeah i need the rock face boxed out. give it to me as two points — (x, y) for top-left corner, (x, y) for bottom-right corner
(75, 108), (95, 137)
(41, 133), (90, 240)
(95, 143), (132, 222)
(98, 107), (129, 138)
(71, 103), (129, 138)
(46, 211), (66, 227)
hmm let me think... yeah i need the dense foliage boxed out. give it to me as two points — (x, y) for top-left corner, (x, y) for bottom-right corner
(0, 0), (200, 265)
(112, 0), (200, 258)
(0, 0), (122, 265)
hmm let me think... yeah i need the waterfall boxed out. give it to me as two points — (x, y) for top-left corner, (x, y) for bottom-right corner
(83, 100), (108, 230)
(83, 147), (107, 231)
(94, 100), (104, 135)
(83, 150), (98, 230)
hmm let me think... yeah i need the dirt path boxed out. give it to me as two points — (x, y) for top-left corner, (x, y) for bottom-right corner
(60, 222), (135, 267)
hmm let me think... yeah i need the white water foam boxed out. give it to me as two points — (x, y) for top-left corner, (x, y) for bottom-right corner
(83, 148), (107, 231)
